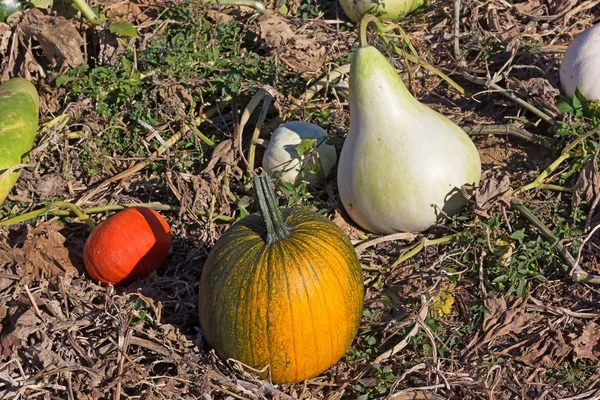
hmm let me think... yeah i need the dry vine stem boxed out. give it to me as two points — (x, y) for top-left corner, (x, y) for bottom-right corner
(236, 85), (275, 174)
(0, 201), (234, 226)
(463, 124), (553, 149)
(514, 130), (598, 195)
(354, 232), (416, 255)
(459, 71), (556, 125)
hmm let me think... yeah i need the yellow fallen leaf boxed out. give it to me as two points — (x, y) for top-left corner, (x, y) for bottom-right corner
(431, 283), (456, 317)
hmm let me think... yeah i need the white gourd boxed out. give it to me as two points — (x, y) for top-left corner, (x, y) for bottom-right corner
(337, 26), (482, 234)
(560, 24), (600, 100)
(338, 0), (424, 23)
(262, 121), (337, 185)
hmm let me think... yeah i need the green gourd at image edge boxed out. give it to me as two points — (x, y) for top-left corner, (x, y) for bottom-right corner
(337, 18), (482, 234)
(0, 78), (40, 205)
(338, 0), (425, 23)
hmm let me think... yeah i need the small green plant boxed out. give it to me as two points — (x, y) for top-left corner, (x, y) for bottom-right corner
(557, 88), (600, 119)
(353, 366), (397, 397)
(546, 361), (597, 392)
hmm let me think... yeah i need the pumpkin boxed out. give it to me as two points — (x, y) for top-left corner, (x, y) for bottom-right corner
(198, 175), (364, 384)
(560, 24), (600, 100)
(83, 207), (172, 286)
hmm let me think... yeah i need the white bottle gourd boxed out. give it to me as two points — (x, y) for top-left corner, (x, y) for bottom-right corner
(337, 17), (482, 234)
(262, 121), (337, 185)
(338, 0), (425, 23)
(559, 23), (600, 100)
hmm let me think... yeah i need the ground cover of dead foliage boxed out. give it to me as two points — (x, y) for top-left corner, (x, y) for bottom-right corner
(1, 0), (600, 398)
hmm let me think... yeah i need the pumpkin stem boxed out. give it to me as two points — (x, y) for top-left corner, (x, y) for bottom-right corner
(254, 175), (291, 243)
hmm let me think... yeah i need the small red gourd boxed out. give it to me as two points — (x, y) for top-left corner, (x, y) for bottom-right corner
(83, 207), (172, 286)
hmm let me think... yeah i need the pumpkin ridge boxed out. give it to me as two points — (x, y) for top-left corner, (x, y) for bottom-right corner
(203, 230), (247, 351)
(305, 226), (362, 347)
(282, 236), (322, 378)
(203, 241), (227, 348)
(285, 234), (327, 373)
(250, 245), (268, 369)
(231, 250), (247, 365)
(244, 244), (268, 368)
(220, 233), (261, 355)
(289, 230), (343, 366)
(274, 240), (301, 381)
(265, 241), (275, 377)
(295, 228), (352, 310)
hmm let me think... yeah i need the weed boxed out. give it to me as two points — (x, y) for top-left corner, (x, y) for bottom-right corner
(546, 361), (597, 392)
(55, 1), (282, 179)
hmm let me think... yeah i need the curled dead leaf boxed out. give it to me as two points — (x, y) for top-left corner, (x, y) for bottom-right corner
(571, 157), (600, 212)
(464, 172), (513, 218)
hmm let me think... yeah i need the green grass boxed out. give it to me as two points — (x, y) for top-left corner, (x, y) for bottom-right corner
(53, 2), (284, 180)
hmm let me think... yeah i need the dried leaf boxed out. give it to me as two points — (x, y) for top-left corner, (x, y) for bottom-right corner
(514, 0), (543, 15)
(37, 20), (85, 68)
(10, 221), (80, 285)
(203, 139), (234, 174)
(0, 308), (41, 356)
(572, 158), (600, 211)
(257, 12), (295, 49)
(256, 12), (326, 74)
(573, 322), (600, 361)
(516, 329), (571, 367)
(472, 173), (513, 218)
(463, 296), (543, 358)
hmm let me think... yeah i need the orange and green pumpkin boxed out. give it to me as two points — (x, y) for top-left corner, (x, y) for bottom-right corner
(198, 175), (364, 384)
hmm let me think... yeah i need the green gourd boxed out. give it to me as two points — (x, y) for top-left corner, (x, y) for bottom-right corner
(0, 78), (39, 205)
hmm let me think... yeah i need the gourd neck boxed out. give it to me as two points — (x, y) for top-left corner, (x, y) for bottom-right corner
(254, 175), (292, 243)
(358, 14), (390, 48)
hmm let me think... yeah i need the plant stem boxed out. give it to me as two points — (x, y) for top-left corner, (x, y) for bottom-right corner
(71, 0), (102, 24)
(53, 201), (96, 229)
(238, 87), (274, 176)
(0, 202), (235, 226)
(453, 0), (462, 64)
(358, 14), (396, 48)
(514, 130), (598, 195)
(248, 94), (272, 172)
(538, 184), (573, 192)
(254, 175), (291, 243)
(204, 0), (267, 14)
(280, 64), (351, 122)
(515, 153), (572, 195)
(185, 123), (215, 148)
(391, 232), (464, 267)
(382, 30), (467, 96)
(459, 72), (556, 125)
(462, 124), (553, 149)
(2, 206), (52, 226)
